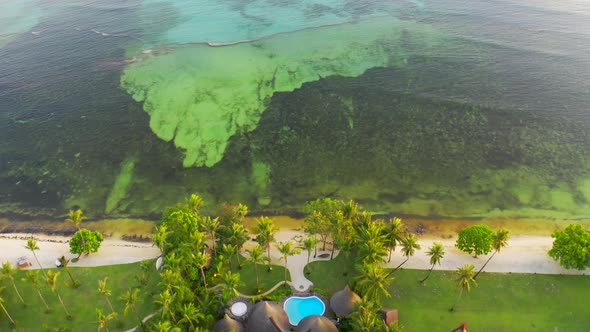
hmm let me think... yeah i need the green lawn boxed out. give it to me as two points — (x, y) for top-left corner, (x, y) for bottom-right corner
(307, 255), (590, 331)
(232, 256), (287, 295)
(1, 260), (160, 331)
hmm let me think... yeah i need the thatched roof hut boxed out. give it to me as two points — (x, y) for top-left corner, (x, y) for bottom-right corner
(329, 286), (361, 317)
(294, 315), (338, 332)
(451, 322), (470, 332)
(246, 300), (290, 332)
(214, 313), (245, 332)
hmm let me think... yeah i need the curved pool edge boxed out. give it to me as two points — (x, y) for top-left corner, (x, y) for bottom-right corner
(282, 295), (326, 326)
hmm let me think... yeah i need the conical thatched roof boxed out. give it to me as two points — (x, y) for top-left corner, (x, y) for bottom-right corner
(246, 300), (290, 332)
(295, 315), (338, 332)
(215, 313), (245, 332)
(330, 286), (361, 317)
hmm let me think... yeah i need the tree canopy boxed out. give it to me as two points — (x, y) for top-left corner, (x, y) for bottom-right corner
(548, 224), (590, 270)
(455, 225), (494, 257)
(69, 228), (104, 257)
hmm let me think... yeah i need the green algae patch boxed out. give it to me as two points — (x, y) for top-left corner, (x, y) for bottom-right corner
(121, 17), (447, 167)
(105, 159), (135, 214)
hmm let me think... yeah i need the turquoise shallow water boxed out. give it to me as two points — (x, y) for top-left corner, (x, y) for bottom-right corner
(283, 296), (326, 325)
(1, 0), (590, 219)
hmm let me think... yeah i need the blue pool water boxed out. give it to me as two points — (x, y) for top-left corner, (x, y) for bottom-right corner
(283, 296), (326, 326)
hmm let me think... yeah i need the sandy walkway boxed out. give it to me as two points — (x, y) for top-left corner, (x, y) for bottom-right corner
(0, 233), (160, 269)
(264, 232), (590, 291)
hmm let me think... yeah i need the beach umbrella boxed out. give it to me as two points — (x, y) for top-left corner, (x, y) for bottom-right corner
(246, 300), (289, 332)
(295, 315), (338, 332)
(215, 313), (245, 332)
(329, 286), (361, 317)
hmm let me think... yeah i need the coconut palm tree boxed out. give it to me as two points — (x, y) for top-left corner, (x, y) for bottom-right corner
(66, 209), (86, 261)
(25, 271), (50, 312)
(179, 302), (203, 331)
(383, 217), (406, 263)
(220, 271), (242, 302)
(349, 300), (382, 332)
(221, 244), (237, 272)
(300, 236), (319, 263)
(45, 271), (71, 319)
(120, 288), (142, 325)
(227, 223), (249, 268)
(353, 263), (392, 304)
(358, 237), (389, 266)
(245, 245), (268, 290)
(96, 308), (117, 332)
(200, 216), (220, 255)
(154, 225), (169, 255)
(0, 288), (16, 327)
(98, 277), (118, 316)
(1, 262), (25, 306)
(156, 288), (177, 323)
(58, 256), (79, 288)
(253, 216), (280, 271)
(277, 241), (301, 285)
(474, 228), (510, 279)
(194, 251), (210, 291)
(25, 238), (45, 276)
(420, 242), (445, 284)
(187, 194), (202, 216)
(450, 264), (477, 311)
(388, 234), (421, 275)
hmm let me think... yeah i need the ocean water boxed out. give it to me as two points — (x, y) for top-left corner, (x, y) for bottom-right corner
(1, 0), (590, 219)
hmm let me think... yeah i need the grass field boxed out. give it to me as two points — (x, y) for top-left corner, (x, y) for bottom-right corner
(307, 255), (590, 331)
(232, 256), (288, 295)
(1, 260), (160, 331)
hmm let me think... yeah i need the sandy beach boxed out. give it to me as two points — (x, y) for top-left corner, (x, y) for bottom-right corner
(1, 228), (588, 292)
(0, 233), (160, 269)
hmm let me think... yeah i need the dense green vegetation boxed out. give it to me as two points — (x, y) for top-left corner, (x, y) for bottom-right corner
(0, 261), (160, 331)
(308, 254), (590, 331)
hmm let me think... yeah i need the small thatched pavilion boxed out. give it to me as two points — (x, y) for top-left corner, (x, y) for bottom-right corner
(214, 313), (245, 332)
(294, 315), (338, 332)
(246, 300), (290, 332)
(329, 286), (361, 317)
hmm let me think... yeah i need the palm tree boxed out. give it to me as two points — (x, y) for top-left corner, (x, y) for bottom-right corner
(301, 236), (319, 263)
(187, 194), (202, 216)
(45, 271), (71, 319)
(420, 242), (445, 284)
(96, 308), (117, 332)
(179, 302), (204, 331)
(25, 271), (50, 312)
(277, 241), (301, 284)
(349, 300), (382, 332)
(227, 223), (248, 268)
(220, 271), (242, 302)
(245, 245), (268, 290)
(221, 244), (237, 272)
(66, 209), (86, 259)
(353, 263), (392, 304)
(156, 288), (177, 323)
(200, 216), (220, 255)
(1, 262), (25, 306)
(388, 234), (421, 276)
(474, 228), (510, 279)
(120, 288), (142, 325)
(154, 225), (169, 254)
(194, 251), (210, 291)
(383, 217), (406, 263)
(358, 238), (389, 266)
(25, 238), (45, 276)
(58, 256), (79, 288)
(450, 264), (477, 311)
(253, 216), (280, 271)
(0, 288), (16, 327)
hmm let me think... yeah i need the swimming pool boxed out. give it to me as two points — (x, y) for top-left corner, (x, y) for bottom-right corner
(283, 296), (326, 326)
